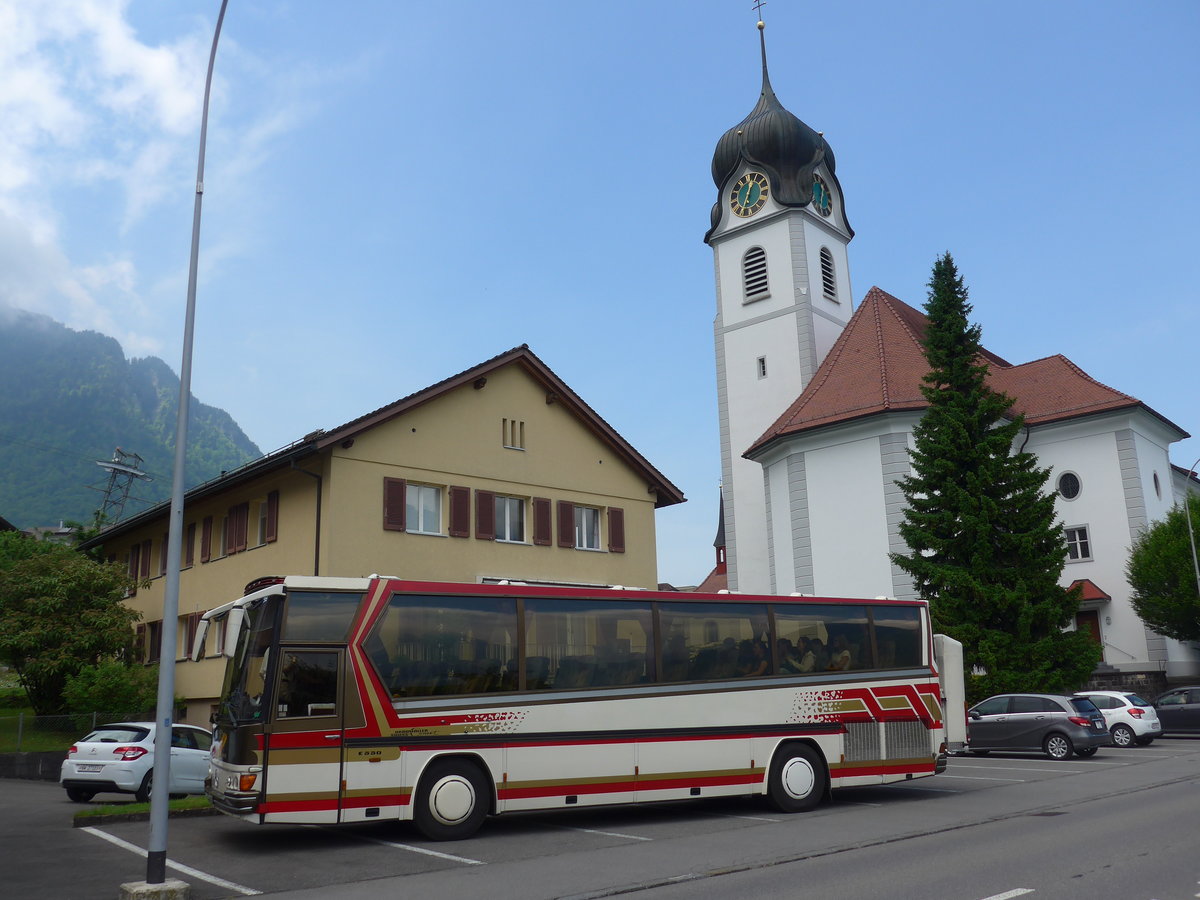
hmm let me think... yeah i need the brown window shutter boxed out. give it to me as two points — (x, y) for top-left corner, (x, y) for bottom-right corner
(475, 490), (496, 540)
(225, 508), (237, 556)
(135, 624), (146, 661)
(532, 497), (552, 546)
(383, 477), (407, 531)
(234, 502), (249, 553)
(557, 500), (576, 548)
(265, 490), (279, 543)
(160, 532), (169, 575)
(185, 522), (196, 567)
(448, 486), (471, 538)
(200, 516), (213, 563)
(140, 540), (152, 578)
(127, 546), (139, 596)
(608, 507), (626, 553)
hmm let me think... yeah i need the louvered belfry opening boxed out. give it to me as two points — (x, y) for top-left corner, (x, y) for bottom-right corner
(742, 246), (769, 301)
(819, 246), (836, 301)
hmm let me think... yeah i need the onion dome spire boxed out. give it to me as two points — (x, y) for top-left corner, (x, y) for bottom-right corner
(705, 19), (849, 242)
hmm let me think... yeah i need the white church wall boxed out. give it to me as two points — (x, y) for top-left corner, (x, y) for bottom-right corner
(806, 437), (892, 598)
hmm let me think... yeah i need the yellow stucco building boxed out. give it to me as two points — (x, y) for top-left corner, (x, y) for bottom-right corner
(84, 346), (684, 723)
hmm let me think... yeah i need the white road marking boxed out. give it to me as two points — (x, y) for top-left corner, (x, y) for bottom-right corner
(81, 827), (261, 895)
(706, 813), (782, 822)
(562, 826), (654, 841)
(979, 890), (1034, 900)
(950, 764), (1079, 773)
(899, 786), (961, 793)
(937, 774), (1027, 782)
(329, 830), (485, 864)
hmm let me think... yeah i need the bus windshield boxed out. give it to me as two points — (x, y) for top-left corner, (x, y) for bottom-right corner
(218, 594), (283, 725)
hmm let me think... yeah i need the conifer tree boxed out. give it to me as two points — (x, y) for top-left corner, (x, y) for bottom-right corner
(891, 253), (1099, 700)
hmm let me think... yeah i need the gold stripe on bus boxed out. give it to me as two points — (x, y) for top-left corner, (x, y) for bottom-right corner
(265, 789), (341, 803)
(921, 694), (943, 720)
(820, 698), (867, 713)
(267, 748), (342, 766)
(876, 696), (912, 710)
(505, 766), (765, 791)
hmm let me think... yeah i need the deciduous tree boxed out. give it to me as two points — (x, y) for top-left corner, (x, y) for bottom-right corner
(1127, 500), (1200, 643)
(0, 534), (140, 714)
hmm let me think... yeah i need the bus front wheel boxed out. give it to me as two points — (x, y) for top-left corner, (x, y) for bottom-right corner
(767, 743), (826, 813)
(413, 759), (490, 841)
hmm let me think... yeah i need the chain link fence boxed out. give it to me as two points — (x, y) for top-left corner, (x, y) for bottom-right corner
(0, 711), (151, 753)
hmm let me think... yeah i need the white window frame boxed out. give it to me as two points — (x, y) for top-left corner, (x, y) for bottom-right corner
(406, 483), (443, 535)
(255, 499), (270, 547)
(495, 495), (526, 543)
(574, 506), (601, 551)
(1065, 525), (1092, 562)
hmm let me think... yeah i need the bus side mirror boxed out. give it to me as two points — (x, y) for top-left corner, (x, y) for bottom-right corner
(191, 618), (210, 662)
(224, 608), (244, 658)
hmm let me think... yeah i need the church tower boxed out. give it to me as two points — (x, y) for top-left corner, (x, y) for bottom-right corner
(706, 20), (854, 593)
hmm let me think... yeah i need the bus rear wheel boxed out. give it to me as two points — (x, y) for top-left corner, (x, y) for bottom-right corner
(767, 743), (826, 813)
(413, 759), (489, 841)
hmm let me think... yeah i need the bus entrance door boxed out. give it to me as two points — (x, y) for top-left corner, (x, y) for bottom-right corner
(266, 647), (346, 824)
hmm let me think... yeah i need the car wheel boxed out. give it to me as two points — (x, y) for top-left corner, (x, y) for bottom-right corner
(1111, 724), (1136, 748)
(1075, 747), (1098, 758)
(767, 743), (827, 813)
(66, 788), (95, 803)
(135, 771), (153, 804)
(1044, 733), (1073, 760)
(413, 759), (490, 841)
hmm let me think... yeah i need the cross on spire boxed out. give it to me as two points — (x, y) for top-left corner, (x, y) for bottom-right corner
(752, 0), (766, 20)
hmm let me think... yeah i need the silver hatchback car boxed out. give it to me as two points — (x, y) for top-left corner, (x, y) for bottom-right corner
(967, 693), (1111, 760)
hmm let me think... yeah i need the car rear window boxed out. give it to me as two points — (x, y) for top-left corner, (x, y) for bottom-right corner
(81, 726), (150, 743)
(1123, 694), (1150, 706)
(1070, 698), (1100, 714)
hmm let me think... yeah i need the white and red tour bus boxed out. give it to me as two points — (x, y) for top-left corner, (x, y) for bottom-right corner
(196, 576), (965, 839)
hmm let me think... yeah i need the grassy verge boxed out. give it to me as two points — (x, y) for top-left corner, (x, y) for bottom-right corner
(0, 707), (78, 753)
(73, 795), (213, 822)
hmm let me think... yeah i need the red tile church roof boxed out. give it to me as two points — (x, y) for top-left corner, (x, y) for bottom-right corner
(747, 287), (1186, 458)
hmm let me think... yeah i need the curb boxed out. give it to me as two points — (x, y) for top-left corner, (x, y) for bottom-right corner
(72, 806), (222, 828)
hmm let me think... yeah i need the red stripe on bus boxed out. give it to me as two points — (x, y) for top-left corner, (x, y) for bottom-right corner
(830, 762), (936, 779)
(498, 772), (761, 800)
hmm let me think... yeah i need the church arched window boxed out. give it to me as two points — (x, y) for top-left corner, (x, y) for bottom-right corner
(742, 246), (770, 302)
(819, 246), (837, 302)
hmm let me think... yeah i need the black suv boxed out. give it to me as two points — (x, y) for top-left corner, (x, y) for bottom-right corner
(967, 693), (1110, 759)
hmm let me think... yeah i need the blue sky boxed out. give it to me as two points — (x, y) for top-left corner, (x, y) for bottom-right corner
(1, 1), (1197, 585)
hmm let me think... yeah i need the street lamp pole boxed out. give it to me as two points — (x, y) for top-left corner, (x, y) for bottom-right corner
(1184, 457), (1200, 605)
(146, 0), (229, 885)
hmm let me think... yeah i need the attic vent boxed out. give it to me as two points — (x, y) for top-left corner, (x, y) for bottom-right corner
(742, 247), (769, 302)
(819, 247), (837, 302)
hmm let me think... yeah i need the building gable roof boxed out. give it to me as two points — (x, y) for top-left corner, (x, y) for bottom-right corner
(83, 345), (684, 546)
(747, 287), (1187, 458)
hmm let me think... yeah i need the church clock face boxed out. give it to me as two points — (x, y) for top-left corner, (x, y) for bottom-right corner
(811, 174), (832, 217)
(730, 172), (770, 218)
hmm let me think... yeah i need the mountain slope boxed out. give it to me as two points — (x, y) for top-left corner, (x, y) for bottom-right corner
(0, 308), (261, 528)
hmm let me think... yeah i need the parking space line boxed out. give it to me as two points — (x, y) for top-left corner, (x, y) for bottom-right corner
(81, 827), (261, 895)
(705, 812), (782, 822)
(950, 765), (1080, 773)
(561, 826), (654, 841)
(323, 829), (485, 864)
(979, 890), (1034, 900)
(937, 775), (1027, 782)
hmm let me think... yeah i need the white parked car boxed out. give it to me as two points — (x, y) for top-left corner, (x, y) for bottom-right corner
(1074, 691), (1162, 747)
(59, 721), (213, 803)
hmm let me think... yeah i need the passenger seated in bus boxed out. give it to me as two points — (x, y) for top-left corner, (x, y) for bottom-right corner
(827, 634), (852, 671)
(796, 636), (817, 673)
(809, 638), (829, 671)
(738, 639), (769, 677)
(777, 638), (803, 674)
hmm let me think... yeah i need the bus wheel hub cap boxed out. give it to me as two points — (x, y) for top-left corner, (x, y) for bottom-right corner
(782, 759), (815, 798)
(430, 776), (475, 824)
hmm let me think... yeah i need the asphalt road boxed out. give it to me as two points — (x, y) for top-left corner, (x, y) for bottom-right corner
(5, 738), (1198, 900)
